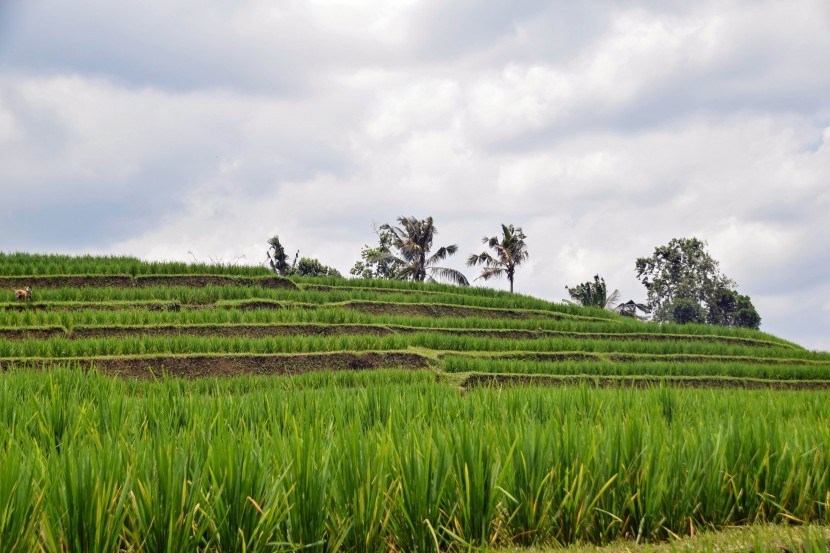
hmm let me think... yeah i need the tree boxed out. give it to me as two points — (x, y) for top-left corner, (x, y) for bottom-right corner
(466, 224), (529, 293)
(295, 257), (342, 278)
(267, 235), (340, 278)
(350, 223), (402, 279)
(707, 288), (761, 329)
(564, 275), (620, 309)
(635, 237), (761, 328)
(368, 216), (469, 286)
(266, 235), (297, 276)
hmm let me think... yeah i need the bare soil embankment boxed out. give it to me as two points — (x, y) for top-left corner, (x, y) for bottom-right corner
(1, 352), (431, 378)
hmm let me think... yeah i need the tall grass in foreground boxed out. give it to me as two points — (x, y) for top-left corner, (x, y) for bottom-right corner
(2, 368), (830, 550)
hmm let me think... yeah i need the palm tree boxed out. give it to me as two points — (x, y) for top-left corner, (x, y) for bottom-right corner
(369, 216), (469, 286)
(467, 224), (529, 293)
(564, 275), (620, 309)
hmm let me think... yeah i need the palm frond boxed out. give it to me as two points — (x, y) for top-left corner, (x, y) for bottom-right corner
(467, 252), (496, 267)
(366, 251), (403, 265)
(428, 244), (459, 265)
(430, 266), (469, 286)
(605, 289), (621, 310)
(476, 267), (505, 281)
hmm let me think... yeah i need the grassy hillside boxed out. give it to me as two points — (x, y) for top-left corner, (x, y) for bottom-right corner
(2, 253), (830, 552)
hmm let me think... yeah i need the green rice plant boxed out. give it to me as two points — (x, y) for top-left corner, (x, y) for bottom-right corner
(501, 425), (556, 546)
(33, 373), (85, 453)
(293, 276), (615, 318)
(127, 441), (209, 553)
(443, 424), (515, 548)
(442, 356), (830, 381)
(284, 423), (331, 552)
(390, 428), (454, 553)
(329, 423), (395, 553)
(0, 450), (41, 553)
(39, 441), (131, 553)
(4, 367), (830, 550)
(17, 283), (605, 319)
(203, 432), (293, 553)
(0, 252), (272, 277)
(3, 331), (821, 361)
(0, 303), (799, 351)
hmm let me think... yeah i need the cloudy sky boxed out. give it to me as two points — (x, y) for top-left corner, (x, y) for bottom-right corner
(1, 0), (828, 350)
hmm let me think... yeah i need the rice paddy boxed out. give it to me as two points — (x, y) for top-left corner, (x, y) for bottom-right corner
(2, 253), (830, 552)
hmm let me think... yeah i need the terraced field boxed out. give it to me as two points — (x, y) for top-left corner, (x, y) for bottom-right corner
(2, 253), (830, 552)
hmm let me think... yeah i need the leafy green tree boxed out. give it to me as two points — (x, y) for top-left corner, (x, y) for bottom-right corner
(635, 237), (761, 328)
(467, 224), (529, 293)
(295, 257), (342, 278)
(708, 288), (761, 329)
(368, 216), (469, 286)
(564, 275), (620, 309)
(670, 297), (707, 324)
(350, 224), (402, 279)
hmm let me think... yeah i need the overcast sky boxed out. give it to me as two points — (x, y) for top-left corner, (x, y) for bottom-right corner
(1, 0), (828, 350)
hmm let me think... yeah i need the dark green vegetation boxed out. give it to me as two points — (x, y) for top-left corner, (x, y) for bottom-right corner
(635, 238), (761, 328)
(2, 252), (830, 552)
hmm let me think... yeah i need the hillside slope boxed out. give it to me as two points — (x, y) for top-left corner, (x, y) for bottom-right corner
(1, 253), (827, 386)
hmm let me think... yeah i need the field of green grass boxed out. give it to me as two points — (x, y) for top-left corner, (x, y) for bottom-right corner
(2, 252), (830, 552)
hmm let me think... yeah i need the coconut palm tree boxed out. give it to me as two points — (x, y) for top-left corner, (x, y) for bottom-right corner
(564, 275), (620, 309)
(467, 224), (529, 293)
(369, 216), (469, 286)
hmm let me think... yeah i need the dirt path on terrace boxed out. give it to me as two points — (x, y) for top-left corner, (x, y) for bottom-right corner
(462, 373), (830, 390)
(0, 275), (296, 290)
(1, 352), (431, 378)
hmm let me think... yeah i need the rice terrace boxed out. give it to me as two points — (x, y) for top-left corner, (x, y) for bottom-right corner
(2, 251), (830, 553)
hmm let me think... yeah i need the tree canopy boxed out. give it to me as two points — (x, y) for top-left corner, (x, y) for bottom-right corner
(635, 237), (760, 328)
(295, 257), (341, 278)
(350, 224), (402, 280)
(565, 275), (620, 310)
(365, 216), (469, 286)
